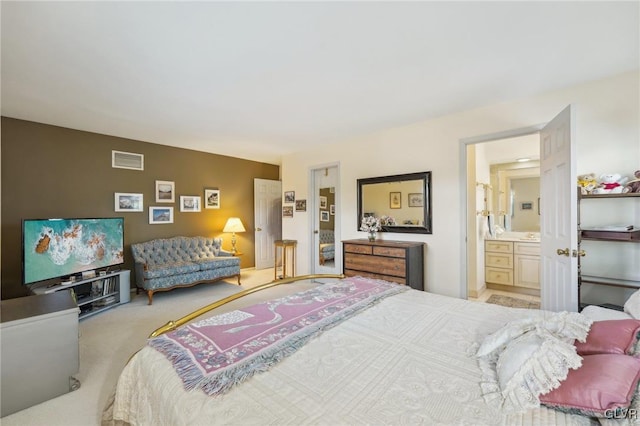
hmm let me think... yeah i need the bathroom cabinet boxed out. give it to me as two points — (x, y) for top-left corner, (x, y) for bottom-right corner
(485, 240), (540, 289)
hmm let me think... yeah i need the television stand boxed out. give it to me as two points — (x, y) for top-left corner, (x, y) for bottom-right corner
(31, 270), (130, 320)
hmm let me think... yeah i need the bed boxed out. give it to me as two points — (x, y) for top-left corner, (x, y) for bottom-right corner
(104, 275), (639, 425)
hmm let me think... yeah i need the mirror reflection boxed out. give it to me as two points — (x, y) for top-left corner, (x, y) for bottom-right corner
(357, 171), (432, 234)
(318, 186), (335, 267)
(491, 162), (540, 232)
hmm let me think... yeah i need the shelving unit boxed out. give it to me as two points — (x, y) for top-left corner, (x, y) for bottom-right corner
(31, 270), (130, 319)
(578, 192), (640, 310)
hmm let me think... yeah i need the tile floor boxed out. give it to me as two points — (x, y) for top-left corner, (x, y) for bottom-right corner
(469, 288), (541, 304)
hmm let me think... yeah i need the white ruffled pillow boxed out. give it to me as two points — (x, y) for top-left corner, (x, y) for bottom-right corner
(476, 312), (592, 413)
(625, 289), (640, 319)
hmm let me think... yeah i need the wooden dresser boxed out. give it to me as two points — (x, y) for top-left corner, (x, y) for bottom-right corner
(342, 239), (425, 291)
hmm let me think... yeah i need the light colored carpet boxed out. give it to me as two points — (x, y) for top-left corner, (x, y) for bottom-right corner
(485, 294), (541, 309)
(1, 268), (321, 426)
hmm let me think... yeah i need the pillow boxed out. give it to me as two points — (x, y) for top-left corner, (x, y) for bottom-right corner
(625, 290), (640, 319)
(581, 305), (633, 321)
(476, 311), (592, 358)
(476, 312), (592, 413)
(540, 354), (640, 418)
(575, 319), (640, 356)
(495, 332), (582, 404)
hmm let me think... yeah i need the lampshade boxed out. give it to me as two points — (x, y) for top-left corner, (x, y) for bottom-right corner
(223, 217), (246, 233)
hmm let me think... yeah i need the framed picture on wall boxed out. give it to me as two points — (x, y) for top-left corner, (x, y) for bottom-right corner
(155, 180), (175, 203)
(408, 193), (423, 207)
(149, 207), (174, 224)
(204, 189), (220, 209)
(389, 192), (401, 209)
(320, 211), (329, 222)
(330, 204), (335, 215)
(295, 200), (307, 212)
(521, 201), (533, 210)
(180, 196), (201, 212)
(284, 191), (295, 203)
(283, 206), (294, 218)
(114, 193), (143, 212)
(320, 196), (327, 209)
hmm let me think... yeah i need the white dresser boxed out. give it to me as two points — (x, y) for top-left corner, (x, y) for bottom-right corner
(1, 291), (79, 417)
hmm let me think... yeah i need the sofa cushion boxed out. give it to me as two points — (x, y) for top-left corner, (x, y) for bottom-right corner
(144, 262), (200, 279)
(195, 257), (240, 271)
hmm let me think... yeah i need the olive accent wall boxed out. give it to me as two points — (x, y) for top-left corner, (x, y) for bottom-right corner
(1, 117), (280, 300)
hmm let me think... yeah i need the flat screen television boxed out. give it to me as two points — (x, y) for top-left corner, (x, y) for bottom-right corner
(22, 217), (124, 285)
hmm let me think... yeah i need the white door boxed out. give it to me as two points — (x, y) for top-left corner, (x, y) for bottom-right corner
(254, 178), (281, 270)
(540, 105), (577, 312)
(311, 165), (340, 275)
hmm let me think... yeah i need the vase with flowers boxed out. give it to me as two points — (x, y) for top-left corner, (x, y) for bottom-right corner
(360, 215), (381, 242)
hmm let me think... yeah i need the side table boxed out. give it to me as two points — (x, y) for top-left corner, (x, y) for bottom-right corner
(274, 239), (297, 280)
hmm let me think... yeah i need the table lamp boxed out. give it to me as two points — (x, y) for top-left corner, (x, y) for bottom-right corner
(223, 217), (246, 254)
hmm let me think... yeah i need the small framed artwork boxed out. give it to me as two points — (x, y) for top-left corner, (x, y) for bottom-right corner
(390, 192), (401, 209)
(320, 196), (327, 209)
(114, 193), (143, 212)
(408, 193), (423, 207)
(149, 206), (174, 224)
(295, 200), (307, 212)
(320, 211), (329, 222)
(521, 201), (533, 210)
(204, 189), (220, 209)
(330, 204), (335, 215)
(180, 196), (201, 212)
(284, 191), (295, 203)
(330, 187), (335, 193)
(155, 180), (175, 203)
(283, 205), (294, 218)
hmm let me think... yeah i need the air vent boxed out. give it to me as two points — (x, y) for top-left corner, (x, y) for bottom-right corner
(112, 150), (144, 171)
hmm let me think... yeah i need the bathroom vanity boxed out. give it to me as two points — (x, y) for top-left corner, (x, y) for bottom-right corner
(485, 237), (540, 290)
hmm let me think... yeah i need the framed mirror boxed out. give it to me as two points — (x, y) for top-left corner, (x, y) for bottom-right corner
(357, 171), (432, 234)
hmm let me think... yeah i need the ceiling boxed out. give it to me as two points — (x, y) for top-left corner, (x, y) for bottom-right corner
(2, 2), (638, 165)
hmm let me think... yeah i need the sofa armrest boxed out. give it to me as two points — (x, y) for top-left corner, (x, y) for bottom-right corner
(133, 262), (147, 288)
(218, 249), (234, 257)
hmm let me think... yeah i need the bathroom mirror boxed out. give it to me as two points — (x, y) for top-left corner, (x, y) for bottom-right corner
(357, 171), (432, 234)
(491, 162), (540, 232)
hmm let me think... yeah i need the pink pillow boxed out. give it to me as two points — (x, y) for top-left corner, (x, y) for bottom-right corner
(540, 354), (640, 417)
(575, 319), (640, 356)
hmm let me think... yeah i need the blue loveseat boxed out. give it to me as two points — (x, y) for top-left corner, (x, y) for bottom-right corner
(131, 236), (241, 305)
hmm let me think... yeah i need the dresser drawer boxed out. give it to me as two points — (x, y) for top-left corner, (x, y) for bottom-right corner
(486, 267), (514, 285)
(344, 253), (405, 277)
(514, 242), (540, 256)
(344, 269), (407, 285)
(344, 244), (372, 255)
(485, 240), (513, 253)
(372, 246), (406, 258)
(485, 252), (513, 269)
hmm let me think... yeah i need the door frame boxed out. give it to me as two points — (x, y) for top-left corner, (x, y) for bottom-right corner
(459, 124), (545, 299)
(308, 162), (341, 275)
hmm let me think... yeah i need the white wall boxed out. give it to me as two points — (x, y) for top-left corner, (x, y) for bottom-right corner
(281, 71), (640, 298)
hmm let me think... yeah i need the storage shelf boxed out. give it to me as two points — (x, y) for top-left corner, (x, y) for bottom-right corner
(581, 275), (640, 289)
(580, 193), (640, 199)
(580, 229), (640, 242)
(76, 291), (119, 307)
(578, 190), (639, 308)
(30, 270), (130, 320)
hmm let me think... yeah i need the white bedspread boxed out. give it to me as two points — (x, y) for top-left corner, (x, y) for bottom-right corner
(108, 288), (595, 425)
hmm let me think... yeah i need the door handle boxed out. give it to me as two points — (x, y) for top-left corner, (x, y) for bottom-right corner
(556, 248), (570, 256)
(572, 249), (586, 257)
(314, 230), (319, 234)
(256, 227), (262, 231)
